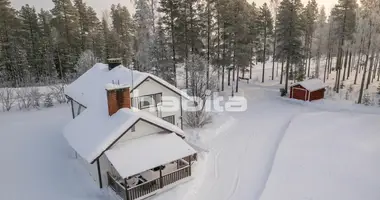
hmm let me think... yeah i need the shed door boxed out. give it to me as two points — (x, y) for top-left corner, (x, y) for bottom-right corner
(292, 87), (307, 101)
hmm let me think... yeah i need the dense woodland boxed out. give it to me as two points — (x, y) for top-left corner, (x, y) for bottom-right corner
(0, 0), (380, 104)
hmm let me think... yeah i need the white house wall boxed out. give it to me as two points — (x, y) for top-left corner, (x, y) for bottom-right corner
(134, 78), (182, 128)
(112, 120), (165, 147)
(77, 153), (112, 188)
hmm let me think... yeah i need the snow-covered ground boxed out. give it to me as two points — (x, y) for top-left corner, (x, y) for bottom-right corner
(1, 61), (380, 200)
(0, 105), (108, 200)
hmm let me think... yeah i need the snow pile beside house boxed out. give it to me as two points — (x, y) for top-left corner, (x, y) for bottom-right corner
(260, 111), (380, 200)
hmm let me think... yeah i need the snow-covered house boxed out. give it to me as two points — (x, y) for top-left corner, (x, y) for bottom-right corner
(63, 59), (197, 200)
(65, 58), (190, 128)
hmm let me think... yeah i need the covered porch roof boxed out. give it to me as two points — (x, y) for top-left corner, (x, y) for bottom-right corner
(105, 133), (196, 179)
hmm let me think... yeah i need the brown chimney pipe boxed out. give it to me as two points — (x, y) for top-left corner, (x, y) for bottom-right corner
(106, 84), (131, 116)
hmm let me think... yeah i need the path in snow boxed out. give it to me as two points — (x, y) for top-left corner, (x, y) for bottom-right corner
(190, 85), (319, 200)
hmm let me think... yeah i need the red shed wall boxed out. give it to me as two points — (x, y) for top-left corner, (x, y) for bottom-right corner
(290, 85), (308, 101)
(309, 89), (325, 101)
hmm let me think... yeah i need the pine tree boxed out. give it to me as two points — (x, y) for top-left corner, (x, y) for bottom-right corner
(331, 0), (357, 93)
(19, 4), (43, 83)
(314, 6), (327, 79)
(277, 0), (304, 93)
(258, 3), (273, 83)
(0, 0), (28, 87)
(134, 0), (154, 72)
(302, 0), (318, 78)
(158, 0), (182, 86)
(110, 4), (134, 66)
(51, 0), (81, 79)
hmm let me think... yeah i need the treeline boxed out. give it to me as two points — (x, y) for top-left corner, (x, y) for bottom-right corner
(1, 0), (380, 103)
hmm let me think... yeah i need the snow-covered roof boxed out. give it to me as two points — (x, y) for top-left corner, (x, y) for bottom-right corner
(291, 79), (326, 92)
(63, 107), (185, 163)
(105, 133), (196, 179)
(65, 63), (189, 107)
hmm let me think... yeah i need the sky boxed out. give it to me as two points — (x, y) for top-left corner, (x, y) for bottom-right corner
(11, 0), (337, 17)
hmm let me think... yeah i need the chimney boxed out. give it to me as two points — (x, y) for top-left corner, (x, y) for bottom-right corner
(106, 83), (131, 116)
(107, 58), (122, 71)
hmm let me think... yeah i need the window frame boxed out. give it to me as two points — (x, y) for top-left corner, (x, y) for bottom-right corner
(162, 115), (175, 125)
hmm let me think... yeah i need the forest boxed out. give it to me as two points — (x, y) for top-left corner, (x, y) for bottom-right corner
(0, 0), (379, 105)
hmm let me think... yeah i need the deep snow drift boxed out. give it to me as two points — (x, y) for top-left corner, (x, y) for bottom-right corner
(260, 111), (380, 200)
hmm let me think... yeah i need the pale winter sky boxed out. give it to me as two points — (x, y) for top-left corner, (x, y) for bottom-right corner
(11, 0), (337, 17)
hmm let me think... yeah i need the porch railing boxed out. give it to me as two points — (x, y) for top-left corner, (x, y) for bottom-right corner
(162, 166), (191, 187)
(128, 178), (160, 200)
(108, 166), (191, 200)
(107, 172), (126, 200)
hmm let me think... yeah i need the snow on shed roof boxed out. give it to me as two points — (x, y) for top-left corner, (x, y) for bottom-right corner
(105, 133), (196, 179)
(64, 63), (189, 107)
(63, 107), (185, 163)
(291, 79), (325, 92)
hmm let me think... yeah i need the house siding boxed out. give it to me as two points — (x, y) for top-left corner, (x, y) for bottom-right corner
(77, 154), (111, 188)
(112, 120), (166, 147)
(133, 78), (183, 128)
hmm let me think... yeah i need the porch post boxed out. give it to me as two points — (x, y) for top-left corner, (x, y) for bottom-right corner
(180, 96), (183, 130)
(188, 155), (192, 176)
(124, 179), (130, 200)
(159, 167), (163, 188)
(70, 99), (75, 119)
(96, 159), (103, 189)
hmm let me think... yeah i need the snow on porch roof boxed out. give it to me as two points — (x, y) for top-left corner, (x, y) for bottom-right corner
(105, 133), (196, 179)
(64, 63), (189, 108)
(291, 79), (326, 92)
(63, 107), (185, 164)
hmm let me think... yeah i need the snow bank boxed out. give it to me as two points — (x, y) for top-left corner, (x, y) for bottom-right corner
(260, 111), (380, 200)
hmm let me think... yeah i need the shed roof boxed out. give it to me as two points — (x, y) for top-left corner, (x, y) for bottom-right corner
(63, 107), (185, 164)
(106, 133), (196, 179)
(64, 63), (189, 108)
(291, 79), (326, 92)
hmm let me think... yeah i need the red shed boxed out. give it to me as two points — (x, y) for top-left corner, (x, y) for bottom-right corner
(290, 79), (326, 101)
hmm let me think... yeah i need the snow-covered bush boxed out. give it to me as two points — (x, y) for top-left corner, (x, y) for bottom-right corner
(50, 84), (66, 104)
(362, 93), (371, 106)
(348, 85), (354, 93)
(0, 88), (16, 111)
(184, 111), (212, 128)
(16, 88), (33, 110)
(44, 93), (54, 108)
(30, 88), (42, 109)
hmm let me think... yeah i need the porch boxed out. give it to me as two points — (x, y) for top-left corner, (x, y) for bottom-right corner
(107, 157), (194, 200)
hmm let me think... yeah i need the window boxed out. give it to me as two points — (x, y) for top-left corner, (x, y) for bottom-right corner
(137, 93), (162, 109)
(139, 96), (154, 109)
(163, 115), (175, 125)
(131, 125), (136, 132)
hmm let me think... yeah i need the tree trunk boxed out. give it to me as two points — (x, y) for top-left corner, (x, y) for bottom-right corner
(222, 66), (225, 91)
(342, 50), (349, 81)
(347, 51), (352, 79)
(358, 22), (372, 104)
(307, 41), (312, 77)
(228, 68), (231, 86)
(371, 52), (379, 83)
(366, 50), (375, 90)
(262, 27), (267, 83)
(272, 26), (276, 80)
(324, 54), (328, 83)
(236, 65), (239, 93)
(206, 0), (211, 89)
(285, 55), (290, 93)
(280, 58), (284, 84)
(169, 7), (177, 86)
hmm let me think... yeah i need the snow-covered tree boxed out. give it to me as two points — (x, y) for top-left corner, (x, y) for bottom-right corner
(75, 50), (99, 77)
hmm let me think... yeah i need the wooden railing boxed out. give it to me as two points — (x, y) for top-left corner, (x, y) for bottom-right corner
(162, 166), (191, 187)
(108, 165), (191, 200)
(127, 178), (160, 200)
(107, 172), (126, 200)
